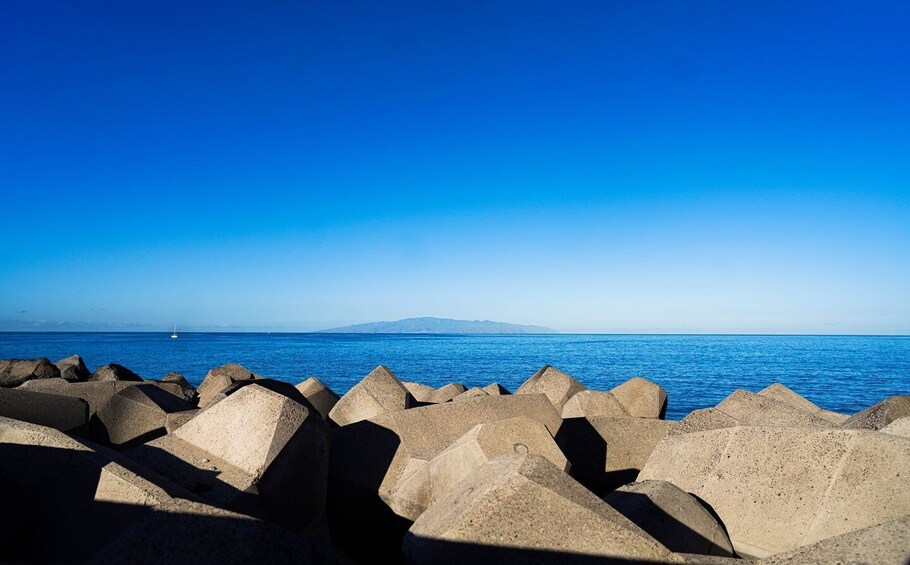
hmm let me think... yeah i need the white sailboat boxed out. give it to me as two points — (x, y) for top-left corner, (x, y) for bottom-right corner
(171, 324), (178, 339)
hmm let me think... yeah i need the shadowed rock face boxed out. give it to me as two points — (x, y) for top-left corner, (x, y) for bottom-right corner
(156, 372), (198, 404)
(90, 364), (143, 383)
(840, 395), (910, 430)
(604, 480), (734, 557)
(639, 426), (910, 558)
(482, 383), (510, 395)
(611, 377), (668, 419)
(387, 416), (569, 520)
(55, 355), (90, 382)
(196, 364), (261, 408)
(92, 384), (196, 448)
(295, 377), (340, 420)
(329, 365), (415, 426)
(516, 365), (587, 412)
(403, 454), (677, 563)
(0, 358), (60, 387)
(0, 387), (89, 434)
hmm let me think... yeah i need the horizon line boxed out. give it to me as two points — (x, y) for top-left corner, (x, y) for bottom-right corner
(1, 330), (908, 337)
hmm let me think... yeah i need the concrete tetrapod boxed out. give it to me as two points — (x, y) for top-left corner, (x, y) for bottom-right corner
(92, 383), (196, 448)
(638, 426), (910, 558)
(329, 365), (415, 426)
(0, 416), (194, 562)
(295, 377), (340, 420)
(671, 390), (835, 435)
(155, 372), (198, 404)
(879, 416), (910, 439)
(196, 363), (261, 408)
(402, 454), (678, 564)
(0, 358), (60, 387)
(128, 383), (329, 537)
(90, 363), (144, 382)
(604, 480), (735, 557)
(840, 395), (910, 431)
(611, 377), (668, 419)
(757, 383), (848, 425)
(0, 387), (89, 434)
(387, 416), (569, 520)
(18, 379), (189, 418)
(55, 354), (91, 382)
(452, 386), (488, 402)
(482, 382), (510, 395)
(515, 365), (587, 412)
(561, 390), (629, 419)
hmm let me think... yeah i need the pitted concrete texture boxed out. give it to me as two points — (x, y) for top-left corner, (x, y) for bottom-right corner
(197, 363), (261, 408)
(19, 379), (183, 417)
(759, 513), (910, 565)
(0, 358), (60, 387)
(0, 387), (89, 433)
(0, 417), (193, 561)
(670, 408), (740, 435)
(605, 480), (734, 557)
(55, 354), (90, 382)
(757, 384), (848, 425)
(404, 381), (467, 404)
(329, 365), (415, 426)
(93, 384), (196, 448)
(295, 377), (340, 420)
(452, 386), (488, 401)
(562, 390), (630, 419)
(841, 395), (910, 431)
(879, 416), (910, 439)
(388, 416), (569, 520)
(638, 426), (910, 558)
(156, 372), (198, 404)
(714, 390), (835, 428)
(90, 363), (143, 382)
(403, 454), (677, 563)
(611, 377), (668, 419)
(515, 365), (587, 412)
(590, 416), (673, 473)
(482, 382), (510, 395)
(128, 384), (328, 534)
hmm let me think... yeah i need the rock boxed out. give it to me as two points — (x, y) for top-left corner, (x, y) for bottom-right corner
(714, 390), (834, 428)
(19, 379), (185, 418)
(295, 377), (340, 419)
(402, 381), (435, 400)
(93, 384), (196, 448)
(128, 383), (329, 536)
(0, 387), (89, 434)
(196, 363), (260, 408)
(88, 498), (343, 564)
(561, 390), (629, 419)
(0, 358), (60, 387)
(841, 395), (910, 431)
(638, 426), (910, 557)
(328, 393), (562, 560)
(452, 386), (488, 401)
(425, 382), (467, 403)
(55, 354), (90, 382)
(482, 382), (510, 395)
(387, 416), (569, 520)
(402, 454), (676, 563)
(90, 363), (143, 382)
(155, 372), (198, 404)
(879, 416), (910, 439)
(670, 408), (742, 436)
(604, 480), (734, 557)
(0, 416), (193, 562)
(758, 383), (848, 425)
(204, 378), (311, 409)
(611, 377), (668, 419)
(164, 409), (199, 432)
(759, 513), (910, 565)
(328, 365), (415, 426)
(515, 365), (587, 412)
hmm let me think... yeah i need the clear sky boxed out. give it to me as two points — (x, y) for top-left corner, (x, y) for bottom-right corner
(1, 1), (908, 333)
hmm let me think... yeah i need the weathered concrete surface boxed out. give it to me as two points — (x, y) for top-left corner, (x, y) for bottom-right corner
(128, 384), (329, 535)
(403, 454), (677, 563)
(593, 416), (673, 473)
(515, 365), (587, 412)
(19, 379), (186, 418)
(841, 395), (910, 431)
(328, 365), (415, 426)
(0, 416), (193, 562)
(759, 513), (910, 565)
(155, 372), (198, 404)
(561, 390), (629, 419)
(55, 354), (90, 382)
(295, 377), (340, 420)
(165, 409), (199, 432)
(0, 387), (89, 434)
(611, 377), (668, 419)
(0, 358), (60, 387)
(93, 384), (196, 448)
(328, 393), (562, 560)
(671, 390), (834, 435)
(204, 378), (311, 410)
(879, 416), (910, 439)
(90, 363), (143, 382)
(669, 408), (740, 436)
(403, 381), (466, 403)
(388, 416), (569, 520)
(88, 498), (343, 564)
(196, 363), (261, 408)
(604, 480), (734, 557)
(402, 381), (435, 400)
(482, 382), (510, 395)
(638, 426), (910, 558)
(452, 386), (488, 402)
(758, 383), (848, 425)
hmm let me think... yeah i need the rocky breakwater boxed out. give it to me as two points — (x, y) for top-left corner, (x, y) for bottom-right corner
(1, 357), (909, 564)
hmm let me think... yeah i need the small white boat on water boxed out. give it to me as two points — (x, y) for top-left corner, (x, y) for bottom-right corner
(171, 324), (178, 339)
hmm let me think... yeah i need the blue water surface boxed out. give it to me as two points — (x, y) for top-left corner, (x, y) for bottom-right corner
(1, 333), (907, 420)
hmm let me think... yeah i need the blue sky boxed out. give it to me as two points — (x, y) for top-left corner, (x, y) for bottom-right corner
(1, 1), (908, 333)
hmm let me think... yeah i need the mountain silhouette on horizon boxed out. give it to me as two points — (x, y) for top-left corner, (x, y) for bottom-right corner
(318, 317), (556, 334)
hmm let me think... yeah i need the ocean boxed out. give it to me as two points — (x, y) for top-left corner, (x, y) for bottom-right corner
(1, 332), (907, 420)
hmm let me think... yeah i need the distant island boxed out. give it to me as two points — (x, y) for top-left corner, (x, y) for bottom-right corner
(318, 317), (556, 334)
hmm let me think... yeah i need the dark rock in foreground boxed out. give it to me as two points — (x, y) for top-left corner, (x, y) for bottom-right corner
(0, 358), (60, 387)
